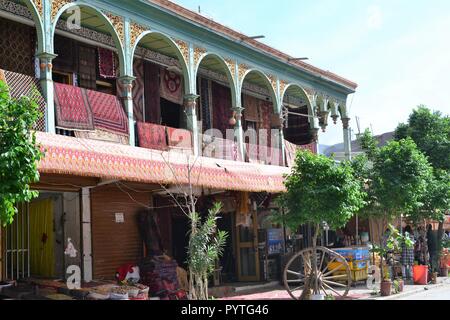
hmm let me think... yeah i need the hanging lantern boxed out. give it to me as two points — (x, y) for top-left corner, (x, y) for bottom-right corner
(229, 111), (237, 126)
(319, 110), (330, 132)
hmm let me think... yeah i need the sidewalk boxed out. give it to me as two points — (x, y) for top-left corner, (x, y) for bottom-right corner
(219, 277), (450, 300)
(365, 277), (450, 300)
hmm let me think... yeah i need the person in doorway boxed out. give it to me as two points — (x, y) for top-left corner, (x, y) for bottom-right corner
(427, 224), (438, 273)
(400, 225), (415, 282)
(415, 226), (429, 266)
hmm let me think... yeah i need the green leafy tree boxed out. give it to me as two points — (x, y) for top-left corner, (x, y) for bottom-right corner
(354, 130), (434, 277)
(395, 106), (450, 271)
(273, 150), (366, 297)
(395, 106), (450, 171)
(0, 81), (43, 225)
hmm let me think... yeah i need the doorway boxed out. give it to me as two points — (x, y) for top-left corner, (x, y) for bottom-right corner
(171, 215), (189, 270)
(217, 212), (236, 283)
(2, 192), (81, 281)
(236, 210), (260, 282)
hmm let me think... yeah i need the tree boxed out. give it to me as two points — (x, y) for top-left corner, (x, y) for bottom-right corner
(354, 130), (434, 278)
(159, 152), (227, 300)
(395, 106), (450, 271)
(395, 106), (450, 171)
(273, 149), (366, 296)
(0, 80), (43, 225)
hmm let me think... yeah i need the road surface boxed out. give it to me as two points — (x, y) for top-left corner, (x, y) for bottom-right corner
(397, 284), (450, 300)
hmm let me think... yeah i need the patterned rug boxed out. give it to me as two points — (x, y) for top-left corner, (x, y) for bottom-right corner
(97, 47), (116, 79)
(132, 58), (145, 122)
(86, 89), (129, 136)
(137, 122), (167, 151)
(3, 69), (46, 131)
(54, 83), (95, 131)
(243, 94), (260, 122)
(167, 127), (192, 150)
(160, 67), (183, 105)
(75, 129), (129, 145)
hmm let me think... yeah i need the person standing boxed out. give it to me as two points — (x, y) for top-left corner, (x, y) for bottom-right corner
(401, 225), (415, 283)
(415, 226), (429, 266)
(427, 224), (438, 273)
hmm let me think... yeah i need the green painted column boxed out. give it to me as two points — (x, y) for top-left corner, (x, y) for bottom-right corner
(342, 117), (352, 160)
(118, 75), (136, 146)
(184, 94), (200, 156)
(232, 104), (245, 161)
(36, 52), (57, 134)
(278, 116), (286, 166)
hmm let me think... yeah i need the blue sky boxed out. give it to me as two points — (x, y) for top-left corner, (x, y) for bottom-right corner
(174, 0), (450, 146)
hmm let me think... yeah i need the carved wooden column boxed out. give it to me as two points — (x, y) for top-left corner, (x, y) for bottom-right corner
(118, 75), (136, 146)
(184, 94), (200, 156)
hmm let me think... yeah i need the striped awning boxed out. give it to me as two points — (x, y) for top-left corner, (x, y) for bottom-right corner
(36, 132), (290, 193)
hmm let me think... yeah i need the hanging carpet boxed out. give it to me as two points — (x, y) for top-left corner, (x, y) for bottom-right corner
(74, 129), (129, 145)
(137, 122), (167, 151)
(132, 59), (145, 122)
(54, 82), (95, 131)
(160, 67), (183, 105)
(85, 89), (129, 136)
(243, 94), (260, 122)
(97, 47), (116, 79)
(167, 127), (192, 151)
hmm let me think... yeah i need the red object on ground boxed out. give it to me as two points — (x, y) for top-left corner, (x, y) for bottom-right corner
(413, 265), (428, 285)
(116, 264), (135, 282)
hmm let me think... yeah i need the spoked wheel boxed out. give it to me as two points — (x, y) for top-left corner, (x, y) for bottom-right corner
(283, 246), (352, 300)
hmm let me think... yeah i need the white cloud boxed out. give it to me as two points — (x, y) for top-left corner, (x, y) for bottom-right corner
(367, 5), (383, 30)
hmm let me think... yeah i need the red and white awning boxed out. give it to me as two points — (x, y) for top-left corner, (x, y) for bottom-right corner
(36, 132), (290, 193)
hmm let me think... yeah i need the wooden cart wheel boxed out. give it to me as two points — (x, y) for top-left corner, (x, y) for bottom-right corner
(283, 246), (352, 300)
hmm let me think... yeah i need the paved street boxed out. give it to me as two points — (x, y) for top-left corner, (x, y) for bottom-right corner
(396, 284), (450, 300)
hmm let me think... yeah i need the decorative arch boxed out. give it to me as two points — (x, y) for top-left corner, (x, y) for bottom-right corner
(281, 83), (316, 121)
(50, 2), (127, 76)
(22, 0), (45, 53)
(194, 52), (237, 105)
(240, 69), (279, 113)
(131, 30), (191, 93)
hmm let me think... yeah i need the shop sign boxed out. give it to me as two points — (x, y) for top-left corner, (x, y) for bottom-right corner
(115, 213), (125, 223)
(267, 228), (284, 255)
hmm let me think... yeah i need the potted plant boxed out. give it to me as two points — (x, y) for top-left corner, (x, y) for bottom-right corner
(370, 224), (402, 297)
(394, 278), (404, 293)
(380, 273), (392, 297)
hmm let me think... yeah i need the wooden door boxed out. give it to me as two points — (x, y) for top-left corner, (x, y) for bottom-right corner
(236, 210), (260, 282)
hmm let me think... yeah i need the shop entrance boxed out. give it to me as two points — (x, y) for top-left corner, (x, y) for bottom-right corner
(217, 212), (236, 283)
(2, 192), (81, 281)
(236, 211), (260, 282)
(171, 215), (190, 270)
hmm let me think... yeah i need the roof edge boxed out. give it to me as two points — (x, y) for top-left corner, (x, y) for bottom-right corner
(147, 0), (358, 91)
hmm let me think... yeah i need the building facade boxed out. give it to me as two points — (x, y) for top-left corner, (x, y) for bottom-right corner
(0, 0), (356, 285)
